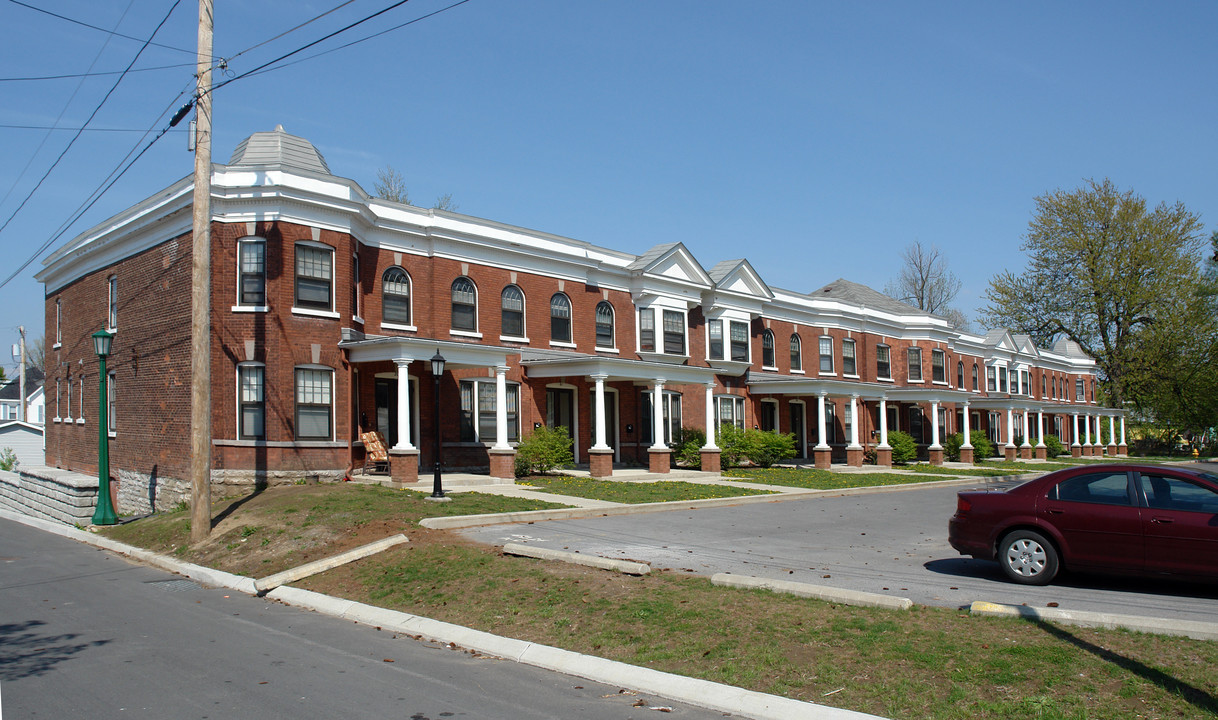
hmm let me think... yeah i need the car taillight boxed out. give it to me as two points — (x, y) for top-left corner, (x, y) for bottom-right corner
(956, 497), (971, 514)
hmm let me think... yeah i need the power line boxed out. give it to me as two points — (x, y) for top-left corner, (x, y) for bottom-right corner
(0, 62), (196, 82)
(0, 0), (184, 248)
(0, 124), (159, 132)
(6, 0), (198, 56)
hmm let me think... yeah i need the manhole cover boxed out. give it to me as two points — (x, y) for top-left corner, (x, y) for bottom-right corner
(145, 578), (201, 592)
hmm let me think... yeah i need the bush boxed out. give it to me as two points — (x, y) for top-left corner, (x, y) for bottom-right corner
(1044, 434), (1065, 458)
(672, 426), (706, 469)
(746, 430), (797, 468)
(943, 432), (964, 462)
(887, 430), (918, 464)
(968, 432), (994, 462)
(514, 425), (574, 477)
(717, 424), (748, 468)
(0, 447), (16, 472)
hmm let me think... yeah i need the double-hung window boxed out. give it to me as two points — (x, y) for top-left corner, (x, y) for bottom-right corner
(662, 310), (685, 354)
(295, 367), (333, 440)
(1076, 378), (1084, 401)
(238, 238), (266, 307)
(638, 308), (656, 352)
(295, 244), (333, 311)
(55, 298), (62, 346)
(761, 330), (776, 368)
(1021, 371), (1030, 397)
(459, 380), (519, 443)
(819, 336), (833, 373)
(708, 319), (724, 360)
(729, 321), (749, 362)
(107, 371), (116, 436)
(987, 367), (997, 392)
(716, 395), (745, 432)
(957, 361), (964, 388)
(451, 277), (477, 331)
(642, 390), (682, 445)
(842, 339), (856, 376)
(972, 363), (979, 391)
(907, 348), (922, 382)
(240, 365), (266, 440)
(501, 285), (524, 338)
(595, 301), (614, 348)
(876, 345), (891, 379)
(550, 293), (572, 343)
(999, 367), (1008, 393)
(790, 334), (802, 371)
(932, 349), (945, 383)
(382, 267), (412, 326)
(107, 275), (118, 330)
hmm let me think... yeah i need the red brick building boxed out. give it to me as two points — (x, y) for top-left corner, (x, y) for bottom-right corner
(36, 127), (1126, 513)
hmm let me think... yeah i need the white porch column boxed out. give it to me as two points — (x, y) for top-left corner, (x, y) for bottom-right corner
(591, 374), (610, 451)
(1071, 413), (1080, 447)
(650, 380), (667, 451)
(1021, 409), (1032, 447)
(1109, 414), (1117, 446)
(1083, 413), (1091, 447)
(493, 365), (510, 450)
(1005, 407), (1015, 448)
(878, 398), (890, 448)
(815, 393), (829, 450)
(393, 359), (415, 451)
(1120, 416), (1127, 446)
(929, 400), (941, 450)
(847, 395), (861, 449)
(961, 403), (972, 448)
(702, 383), (718, 450)
(1036, 410), (1045, 447)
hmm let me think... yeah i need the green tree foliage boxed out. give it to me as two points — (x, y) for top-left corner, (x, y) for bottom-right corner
(982, 179), (1206, 409)
(1043, 434), (1065, 458)
(514, 425), (574, 476)
(673, 426), (706, 468)
(0, 447), (16, 471)
(716, 425), (797, 468)
(945, 431), (999, 463)
(887, 430), (918, 464)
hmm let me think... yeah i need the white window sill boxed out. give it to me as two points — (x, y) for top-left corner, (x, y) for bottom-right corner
(818, 372), (837, 378)
(842, 373), (859, 380)
(932, 381), (949, 386)
(907, 379), (925, 385)
(877, 377), (894, 383)
(595, 346), (619, 354)
(352, 315), (365, 325)
(450, 329), (483, 339)
(381, 322), (418, 333)
(549, 341), (577, 349)
(500, 335), (530, 344)
(232, 305), (269, 313)
(108, 431), (117, 439)
(790, 369), (805, 375)
(762, 365), (780, 372)
(106, 327), (117, 335)
(292, 307), (340, 319)
(76, 419), (85, 425)
(53, 417), (62, 423)
(52, 343), (62, 350)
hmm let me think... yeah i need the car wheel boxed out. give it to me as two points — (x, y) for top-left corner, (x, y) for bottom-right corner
(999, 530), (1059, 585)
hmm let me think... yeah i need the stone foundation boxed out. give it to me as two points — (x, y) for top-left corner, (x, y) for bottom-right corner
(875, 447), (892, 467)
(117, 467), (189, 515)
(488, 448), (516, 481)
(699, 449), (721, 473)
(648, 448), (671, 474)
(928, 448), (944, 466)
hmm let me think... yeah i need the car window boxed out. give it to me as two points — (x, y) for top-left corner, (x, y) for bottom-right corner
(1050, 472), (1132, 506)
(1140, 474), (1218, 513)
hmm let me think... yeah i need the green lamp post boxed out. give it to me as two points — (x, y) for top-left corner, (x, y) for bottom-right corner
(92, 329), (118, 526)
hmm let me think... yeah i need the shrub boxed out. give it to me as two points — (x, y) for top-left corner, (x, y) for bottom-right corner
(1044, 434), (1065, 458)
(0, 447), (16, 472)
(746, 430), (797, 468)
(514, 425), (574, 477)
(672, 426), (706, 469)
(966, 432), (994, 462)
(717, 424), (748, 468)
(943, 432), (964, 462)
(887, 430), (918, 464)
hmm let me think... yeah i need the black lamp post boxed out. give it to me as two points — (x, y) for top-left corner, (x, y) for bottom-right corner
(91, 329), (118, 525)
(429, 350), (446, 499)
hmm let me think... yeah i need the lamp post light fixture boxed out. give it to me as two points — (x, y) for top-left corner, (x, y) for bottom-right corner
(428, 350), (448, 501)
(91, 329), (118, 525)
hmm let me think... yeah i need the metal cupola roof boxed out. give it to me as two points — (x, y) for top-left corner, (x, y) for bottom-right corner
(227, 124), (330, 174)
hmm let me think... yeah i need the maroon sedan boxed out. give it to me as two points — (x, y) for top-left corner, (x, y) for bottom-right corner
(948, 464), (1218, 585)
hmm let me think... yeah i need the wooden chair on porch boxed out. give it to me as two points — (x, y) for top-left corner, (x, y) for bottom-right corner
(360, 431), (391, 475)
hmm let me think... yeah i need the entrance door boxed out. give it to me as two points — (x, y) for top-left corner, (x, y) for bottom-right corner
(546, 387), (576, 444)
(375, 378), (397, 447)
(789, 402), (806, 458)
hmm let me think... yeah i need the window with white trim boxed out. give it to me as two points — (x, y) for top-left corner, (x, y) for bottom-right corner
(842, 339), (856, 376)
(907, 347), (922, 382)
(932, 349), (945, 383)
(641, 390), (682, 445)
(844, 402), (853, 440)
(107, 370), (116, 435)
(708, 319), (723, 360)
(972, 363), (978, 391)
(460, 380), (519, 443)
(821, 402), (836, 444)
(107, 275), (118, 330)
(54, 378), (61, 421)
(501, 285), (524, 338)
(819, 336), (833, 373)
(295, 367), (333, 440)
(239, 364), (266, 440)
(55, 298), (61, 345)
(295, 244), (333, 311)
(595, 301), (614, 348)
(77, 378), (84, 422)
(66, 377), (72, 422)
(451, 276), (477, 331)
(762, 330), (776, 368)
(662, 310), (685, 355)
(876, 345), (891, 379)
(790, 334), (802, 371)
(716, 395), (745, 432)
(1076, 378), (1084, 401)
(729, 321), (749, 362)
(382, 267), (412, 326)
(638, 308), (655, 352)
(987, 367), (996, 392)
(550, 293), (572, 343)
(1021, 370), (1030, 397)
(351, 252), (361, 319)
(957, 361), (964, 388)
(999, 367), (1008, 393)
(238, 238), (266, 307)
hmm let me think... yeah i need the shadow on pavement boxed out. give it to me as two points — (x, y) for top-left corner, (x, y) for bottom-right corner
(0, 619), (111, 681)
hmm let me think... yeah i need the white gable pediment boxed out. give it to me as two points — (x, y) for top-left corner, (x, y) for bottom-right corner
(713, 259), (774, 300)
(629, 243), (712, 288)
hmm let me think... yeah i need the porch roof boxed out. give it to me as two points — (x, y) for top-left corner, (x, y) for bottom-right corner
(519, 348), (718, 385)
(338, 331), (514, 370)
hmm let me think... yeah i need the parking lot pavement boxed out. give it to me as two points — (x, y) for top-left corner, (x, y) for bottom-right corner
(457, 482), (1218, 624)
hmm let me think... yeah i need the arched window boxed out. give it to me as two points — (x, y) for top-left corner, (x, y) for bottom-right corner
(501, 285), (524, 338)
(550, 293), (572, 343)
(382, 267), (411, 325)
(957, 361), (964, 388)
(451, 277), (477, 331)
(595, 301), (614, 348)
(789, 334), (802, 371)
(971, 363), (978, 391)
(761, 330), (776, 368)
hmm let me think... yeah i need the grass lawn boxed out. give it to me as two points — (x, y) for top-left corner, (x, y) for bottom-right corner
(518, 475), (776, 503)
(723, 467), (993, 489)
(100, 482), (1218, 720)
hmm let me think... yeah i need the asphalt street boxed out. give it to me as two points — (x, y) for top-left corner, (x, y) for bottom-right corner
(458, 480), (1218, 624)
(0, 518), (725, 720)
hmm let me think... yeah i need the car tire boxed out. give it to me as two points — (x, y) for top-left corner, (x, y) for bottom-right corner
(999, 530), (1059, 585)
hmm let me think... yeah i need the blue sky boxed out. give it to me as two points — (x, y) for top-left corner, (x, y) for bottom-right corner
(2, 0), (1215, 374)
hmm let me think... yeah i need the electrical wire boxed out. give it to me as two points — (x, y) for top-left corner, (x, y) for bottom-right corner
(0, 0), (184, 256)
(0, 124), (154, 132)
(0, 63), (196, 82)
(6, 0), (198, 56)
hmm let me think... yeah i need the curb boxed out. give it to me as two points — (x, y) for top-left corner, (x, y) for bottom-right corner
(712, 573), (913, 611)
(502, 542), (650, 575)
(968, 601), (1218, 641)
(267, 585), (886, 720)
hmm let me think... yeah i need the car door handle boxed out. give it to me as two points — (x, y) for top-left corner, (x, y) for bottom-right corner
(1150, 517), (1175, 524)
(1046, 509), (1065, 515)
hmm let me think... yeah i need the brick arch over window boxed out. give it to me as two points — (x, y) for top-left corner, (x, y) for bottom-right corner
(382, 267), (411, 325)
(451, 276), (478, 331)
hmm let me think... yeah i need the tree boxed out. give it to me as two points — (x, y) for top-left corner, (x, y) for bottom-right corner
(432, 192), (458, 212)
(884, 241), (970, 329)
(374, 166), (409, 204)
(982, 179), (1205, 408)
(27, 336), (44, 373)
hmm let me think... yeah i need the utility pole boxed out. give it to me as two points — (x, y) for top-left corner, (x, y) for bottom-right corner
(17, 326), (26, 423)
(189, 0), (213, 543)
